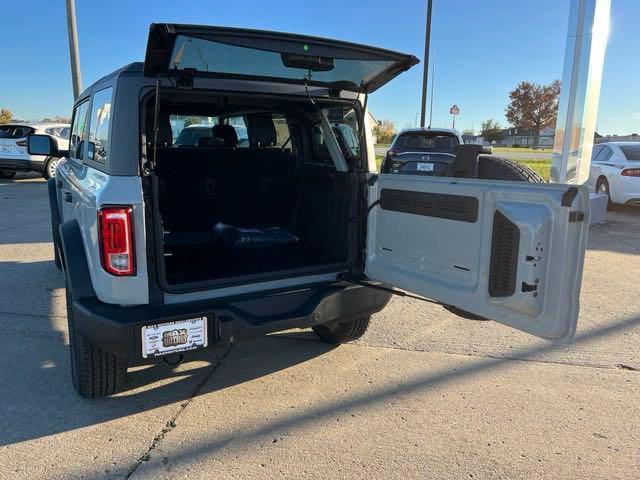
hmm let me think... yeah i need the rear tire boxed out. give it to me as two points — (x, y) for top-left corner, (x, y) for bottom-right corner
(477, 155), (545, 182)
(43, 157), (60, 179)
(66, 285), (127, 398)
(0, 171), (16, 179)
(312, 315), (371, 344)
(595, 176), (613, 210)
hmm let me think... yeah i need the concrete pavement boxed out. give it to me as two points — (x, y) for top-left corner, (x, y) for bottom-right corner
(0, 173), (638, 479)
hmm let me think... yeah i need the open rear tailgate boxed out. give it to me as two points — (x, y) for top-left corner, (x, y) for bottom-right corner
(144, 23), (419, 93)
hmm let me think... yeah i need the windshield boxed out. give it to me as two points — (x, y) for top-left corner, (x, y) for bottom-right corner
(620, 144), (640, 161)
(394, 132), (459, 152)
(170, 35), (397, 91)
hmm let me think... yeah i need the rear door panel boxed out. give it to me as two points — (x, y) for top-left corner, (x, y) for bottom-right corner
(366, 175), (589, 341)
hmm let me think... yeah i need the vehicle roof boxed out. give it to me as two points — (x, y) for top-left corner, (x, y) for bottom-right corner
(79, 62), (144, 98)
(0, 122), (70, 129)
(31, 123), (71, 129)
(600, 141), (640, 146)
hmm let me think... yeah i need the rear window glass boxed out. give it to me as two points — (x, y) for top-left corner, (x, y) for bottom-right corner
(170, 35), (396, 91)
(394, 132), (459, 151)
(620, 144), (640, 161)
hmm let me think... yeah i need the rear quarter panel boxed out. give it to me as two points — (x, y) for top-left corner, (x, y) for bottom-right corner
(58, 160), (149, 304)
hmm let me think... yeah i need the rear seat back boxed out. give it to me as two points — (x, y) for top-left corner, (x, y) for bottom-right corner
(156, 146), (295, 233)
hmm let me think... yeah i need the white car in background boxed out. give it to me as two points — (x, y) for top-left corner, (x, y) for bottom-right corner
(0, 123), (70, 179)
(589, 142), (640, 207)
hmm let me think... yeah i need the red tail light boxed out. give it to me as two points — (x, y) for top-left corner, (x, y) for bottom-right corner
(16, 140), (27, 147)
(621, 168), (640, 177)
(98, 206), (135, 276)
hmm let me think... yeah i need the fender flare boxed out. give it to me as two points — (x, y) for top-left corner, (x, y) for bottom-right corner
(59, 220), (96, 300)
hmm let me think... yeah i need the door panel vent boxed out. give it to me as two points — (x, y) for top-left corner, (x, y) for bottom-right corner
(380, 189), (479, 222)
(489, 211), (520, 297)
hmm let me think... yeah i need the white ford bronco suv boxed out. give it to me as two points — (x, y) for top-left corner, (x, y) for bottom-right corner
(28, 24), (589, 399)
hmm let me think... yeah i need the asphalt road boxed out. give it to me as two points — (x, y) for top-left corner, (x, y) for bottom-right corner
(0, 173), (638, 479)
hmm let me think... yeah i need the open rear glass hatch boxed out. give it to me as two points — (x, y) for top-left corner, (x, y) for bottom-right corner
(144, 23), (419, 92)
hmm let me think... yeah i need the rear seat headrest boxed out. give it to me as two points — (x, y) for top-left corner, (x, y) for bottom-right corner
(249, 116), (277, 147)
(212, 125), (238, 147)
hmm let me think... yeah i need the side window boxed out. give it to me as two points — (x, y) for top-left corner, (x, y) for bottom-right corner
(87, 88), (113, 164)
(590, 145), (603, 162)
(59, 127), (71, 140)
(593, 145), (612, 163)
(311, 126), (331, 163)
(69, 101), (90, 161)
(599, 146), (613, 163)
(272, 114), (290, 148)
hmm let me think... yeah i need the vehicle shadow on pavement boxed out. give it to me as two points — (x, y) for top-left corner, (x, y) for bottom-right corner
(0, 253), (337, 448)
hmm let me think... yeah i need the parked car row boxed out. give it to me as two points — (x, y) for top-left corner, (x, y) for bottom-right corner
(380, 130), (640, 207)
(0, 123), (70, 179)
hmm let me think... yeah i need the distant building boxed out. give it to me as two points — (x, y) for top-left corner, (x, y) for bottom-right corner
(595, 132), (640, 144)
(462, 133), (484, 144)
(493, 127), (555, 148)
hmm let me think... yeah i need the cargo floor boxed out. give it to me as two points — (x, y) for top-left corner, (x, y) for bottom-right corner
(163, 240), (341, 286)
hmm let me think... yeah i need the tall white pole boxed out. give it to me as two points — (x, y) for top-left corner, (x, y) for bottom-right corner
(65, 0), (83, 99)
(551, 0), (611, 184)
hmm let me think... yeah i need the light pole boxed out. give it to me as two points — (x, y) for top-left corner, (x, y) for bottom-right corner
(65, 0), (82, 99)
(551, 0), (610, 184)
(419, 0), (433, 128)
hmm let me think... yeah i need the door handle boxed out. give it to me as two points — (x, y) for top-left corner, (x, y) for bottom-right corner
(63, 192), (72, 203)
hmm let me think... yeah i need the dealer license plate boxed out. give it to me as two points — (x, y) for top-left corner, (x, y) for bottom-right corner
(141, 317), (208, 358)
(416, 162), (435, 172)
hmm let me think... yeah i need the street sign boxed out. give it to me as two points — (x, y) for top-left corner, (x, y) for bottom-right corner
(449, 104), (460, 115)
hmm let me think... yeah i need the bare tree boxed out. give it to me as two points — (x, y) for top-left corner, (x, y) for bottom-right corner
(505, 80), (561, 148)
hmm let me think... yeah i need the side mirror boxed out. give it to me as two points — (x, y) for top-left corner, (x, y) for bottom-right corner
(479, 145), (493, 154)
(28, 134), (59, 156)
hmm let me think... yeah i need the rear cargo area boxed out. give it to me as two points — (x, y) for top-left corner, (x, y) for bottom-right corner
(151, 107), (357, 289)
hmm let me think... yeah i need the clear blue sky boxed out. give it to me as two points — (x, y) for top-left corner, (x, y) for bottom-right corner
(0, 0), (637, 135)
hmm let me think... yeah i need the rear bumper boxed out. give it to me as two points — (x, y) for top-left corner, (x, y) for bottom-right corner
(611, 176), (640, 205)
(72, 281), (392, 365)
